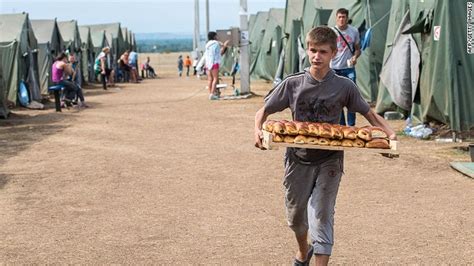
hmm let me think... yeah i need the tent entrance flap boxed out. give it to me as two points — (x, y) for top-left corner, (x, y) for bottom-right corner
(379, 11), (420, 111)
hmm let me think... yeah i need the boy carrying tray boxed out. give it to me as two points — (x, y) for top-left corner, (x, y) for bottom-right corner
(254, 26), (396, 265)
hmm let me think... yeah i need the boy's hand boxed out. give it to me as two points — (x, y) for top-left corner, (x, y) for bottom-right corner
(388, 133), (397, 140)
(254, 128), (265, 149)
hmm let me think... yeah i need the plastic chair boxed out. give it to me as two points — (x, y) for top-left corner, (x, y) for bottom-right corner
(48, 85), (64, 112)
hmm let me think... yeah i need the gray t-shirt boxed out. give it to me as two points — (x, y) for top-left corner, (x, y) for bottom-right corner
(330, 25), (360, 70)
(264, 69), (370, 164)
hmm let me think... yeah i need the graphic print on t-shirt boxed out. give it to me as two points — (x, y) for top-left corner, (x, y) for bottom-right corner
(336, 34), (353, 53)
(297, 97), (337, 123)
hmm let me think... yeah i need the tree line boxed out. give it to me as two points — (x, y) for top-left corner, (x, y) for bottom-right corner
(137, 39), (193, 53)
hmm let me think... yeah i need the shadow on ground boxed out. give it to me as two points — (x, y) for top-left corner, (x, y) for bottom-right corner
(0, 112), (72, 188)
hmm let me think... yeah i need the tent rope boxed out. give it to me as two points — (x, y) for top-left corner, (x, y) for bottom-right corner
(371, 10), (390, 29)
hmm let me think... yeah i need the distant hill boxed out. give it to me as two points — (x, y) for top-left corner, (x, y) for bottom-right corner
(135, 32), (194, 41)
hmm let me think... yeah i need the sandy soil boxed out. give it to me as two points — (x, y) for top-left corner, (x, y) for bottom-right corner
(0, 52), (473, 264)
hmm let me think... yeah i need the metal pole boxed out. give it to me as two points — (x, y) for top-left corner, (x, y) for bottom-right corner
(239, 0), (250, 94)
(205, 0), (210, 35)
(194, 0), (200, 50)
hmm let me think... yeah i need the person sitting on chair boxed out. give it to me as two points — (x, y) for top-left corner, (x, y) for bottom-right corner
(51, 52), (80, 107)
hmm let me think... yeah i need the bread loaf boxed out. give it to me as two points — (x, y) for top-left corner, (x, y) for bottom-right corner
(294, 135), (307, 144)
(306, 137), (319, 145)
(353, 138), (366, 148)
(273, 134), (284, 142)
(272, 122), (286, 134)
(341, 139), (354, 147)
(307, 123), (320, 136)
(330, 140), (342, 146)
(365, 139), (390, 149)
(318, 137), (330, 146)
(318, 123), (333, 139)
(295, 121), (309, 135)
(284, 121), (298, 135)
(331, 125), (343, 140)
(370, 127), (388, 139)
(357, 127), (372, 141)
(284, 135), (296, 143)
(262, 120), (275, 132)
(341, 126), (357, 139)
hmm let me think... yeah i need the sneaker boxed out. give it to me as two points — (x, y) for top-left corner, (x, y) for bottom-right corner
(209, 95), (219, 100)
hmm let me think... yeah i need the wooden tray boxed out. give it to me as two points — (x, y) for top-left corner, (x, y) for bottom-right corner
(262, 130), (399, 157)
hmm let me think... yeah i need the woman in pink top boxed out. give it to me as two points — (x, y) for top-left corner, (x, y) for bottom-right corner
(51, 53), (80, 107)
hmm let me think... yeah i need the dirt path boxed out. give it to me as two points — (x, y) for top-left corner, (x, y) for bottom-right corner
(0, 53), (472, 264)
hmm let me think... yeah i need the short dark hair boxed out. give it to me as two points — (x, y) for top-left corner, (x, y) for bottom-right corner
(208, 31), (217, 41)
(306, 26), (337, 51)
(336, 8), (349, 16)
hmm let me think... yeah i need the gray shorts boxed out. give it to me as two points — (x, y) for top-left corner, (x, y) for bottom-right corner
(283, 153), (343, 256)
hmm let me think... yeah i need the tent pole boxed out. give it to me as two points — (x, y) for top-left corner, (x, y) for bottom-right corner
(239, 0), (250, 94)
(205, 0), (210, 35)
(194, 0), (200, 51)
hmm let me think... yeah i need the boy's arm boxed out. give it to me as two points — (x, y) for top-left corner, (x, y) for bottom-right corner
(363, 109), (397, 140)
(254, 106), (270, 149)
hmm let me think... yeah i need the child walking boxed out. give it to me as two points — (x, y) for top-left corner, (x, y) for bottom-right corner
(254, 26), (396, 265)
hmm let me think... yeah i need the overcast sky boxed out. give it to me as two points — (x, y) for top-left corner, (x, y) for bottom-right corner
(0, 0), (286, 33)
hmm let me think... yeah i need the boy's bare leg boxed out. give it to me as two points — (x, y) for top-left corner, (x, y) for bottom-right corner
(295, 232), (309, 261)
(314, 255), (329, 265)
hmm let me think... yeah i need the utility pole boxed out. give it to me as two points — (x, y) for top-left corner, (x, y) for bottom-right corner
(193, 0), (200, 51)
(205, 0), (210, 35)
(239, 0), (250, 94)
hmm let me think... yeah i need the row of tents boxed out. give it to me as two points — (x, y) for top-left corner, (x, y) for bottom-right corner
(0, 12), (137, 118)
(220, 0), (473, 133)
